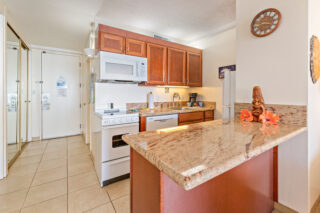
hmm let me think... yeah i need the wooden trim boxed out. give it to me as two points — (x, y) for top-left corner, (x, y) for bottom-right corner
(98, 24), (202, 54)
(139, 116), (146, 132)
(273, 146), (278, 202)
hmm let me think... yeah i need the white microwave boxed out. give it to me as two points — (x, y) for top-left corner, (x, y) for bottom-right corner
(95, 51), (147, 83)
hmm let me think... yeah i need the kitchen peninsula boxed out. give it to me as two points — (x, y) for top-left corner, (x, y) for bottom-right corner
(123, 119), (306, 213)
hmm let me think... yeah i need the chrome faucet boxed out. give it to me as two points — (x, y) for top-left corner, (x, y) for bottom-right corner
(173, 93), (181, 107)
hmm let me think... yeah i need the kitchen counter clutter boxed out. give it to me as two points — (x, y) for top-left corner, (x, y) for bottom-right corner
(123, 119), (306, 190)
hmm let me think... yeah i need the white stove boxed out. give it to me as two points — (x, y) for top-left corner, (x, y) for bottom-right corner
(97, 111), (139, 126)
(93, 110), (139, 186)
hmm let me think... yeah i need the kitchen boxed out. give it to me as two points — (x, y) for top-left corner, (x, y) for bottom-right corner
(0, 0), (319, 213)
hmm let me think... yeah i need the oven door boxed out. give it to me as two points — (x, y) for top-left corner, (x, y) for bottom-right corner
(101, 123), (139, 162)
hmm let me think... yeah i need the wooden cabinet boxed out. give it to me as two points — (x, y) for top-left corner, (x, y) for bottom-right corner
(205, 110), (214, 121)
(178, 112), (204, 126)
(97, 24), (202, 86)
(146, 43), (167, 85)
(179, 110), (214, 125)
(99, 32), (125, 54)
(126, 38), (146, 57)
(187, 52), (202, 87)
(167, 48), (186, 86)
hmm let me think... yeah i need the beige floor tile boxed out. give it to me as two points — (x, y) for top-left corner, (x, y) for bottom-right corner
(0, 174), (33, 195)
(8, 163), (38, 177)
(68, 161), (95, 177)
(104, 178), (130, 200)
(68, 145), (89, 156)
(68, 184), (110, 213)
(23, 178), (67, 207)
(24, 142), (47, 151)
(68, 153), (92, 165)
(67, 135), (83, 143)
(31, 166), (67, 186)
(13, 154), (42, 167)
(113, 195), (130, 213)
(85, 203), (115, 213)
(20, 195), (67, 213)
(37, 158), (67, 172)
(20, 147), (45, 158)
(42, 150), (67, 161)
(47, 138), (67, 143)
(68, 171), (99, 193)
(68, 142), (87, 150)
(0, 189), (28, 212)
(46, 142), (68, 153)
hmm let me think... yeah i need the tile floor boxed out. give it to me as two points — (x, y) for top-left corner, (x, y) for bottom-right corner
(0, 135), (130, 213)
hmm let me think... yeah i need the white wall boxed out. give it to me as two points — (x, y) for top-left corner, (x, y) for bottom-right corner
(188, 28), (236, 119)
(236, 1), (308, 105)
(308, 0), (320, 210)
(236, 0), (309, 212)
(95, 83), (189, 110)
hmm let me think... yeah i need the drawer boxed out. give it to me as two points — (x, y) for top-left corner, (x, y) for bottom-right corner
(205, 110), (214, 119)
(178, 112), (204, 124)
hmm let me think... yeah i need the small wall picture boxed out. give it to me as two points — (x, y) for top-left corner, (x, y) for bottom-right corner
(219, 65), (236, 79)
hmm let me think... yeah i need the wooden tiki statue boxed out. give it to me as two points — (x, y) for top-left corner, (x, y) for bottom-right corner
(252, 86), (265, 122)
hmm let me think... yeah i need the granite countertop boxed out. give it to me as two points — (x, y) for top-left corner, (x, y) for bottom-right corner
(123, 120), (307, 190)
(138, 106), (215, 117)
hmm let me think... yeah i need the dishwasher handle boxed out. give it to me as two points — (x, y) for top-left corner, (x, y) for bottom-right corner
(153, 119), (174, 122)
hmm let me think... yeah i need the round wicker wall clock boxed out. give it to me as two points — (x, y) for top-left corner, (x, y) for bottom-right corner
(251, 8), (282, 37)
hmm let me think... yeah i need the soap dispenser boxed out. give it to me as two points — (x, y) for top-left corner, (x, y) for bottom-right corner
(147, 92), (154, 109)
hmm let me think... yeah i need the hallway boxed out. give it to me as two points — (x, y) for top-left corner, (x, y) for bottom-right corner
(0, 136), (130, 213)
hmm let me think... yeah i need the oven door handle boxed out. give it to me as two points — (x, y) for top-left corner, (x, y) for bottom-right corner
(106, 157), (130, 165)
(103, 123), (139, 129)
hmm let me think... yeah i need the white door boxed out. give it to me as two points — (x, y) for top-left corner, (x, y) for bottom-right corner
(42, 52), (81, 139)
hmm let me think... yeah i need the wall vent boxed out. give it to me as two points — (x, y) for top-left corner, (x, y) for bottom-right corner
(153, 35), (169, 41)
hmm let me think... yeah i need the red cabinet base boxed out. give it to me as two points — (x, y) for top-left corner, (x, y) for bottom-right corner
(131, 148), (276, 213)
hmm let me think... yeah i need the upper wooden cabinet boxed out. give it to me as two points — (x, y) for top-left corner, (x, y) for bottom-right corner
(167, 48), (186, 86)
(126, 38), (146, 57)
(146, 43), (167, 85)
(187, 52), (202, 87)
(97, 24), (202, 87)
(99, 32), (125, 54)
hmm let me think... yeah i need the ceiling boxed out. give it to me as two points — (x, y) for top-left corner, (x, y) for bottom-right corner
(5, 0), (236, 51)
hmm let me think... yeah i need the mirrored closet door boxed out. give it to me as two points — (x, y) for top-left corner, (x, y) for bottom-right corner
(6, 24), (30, 166)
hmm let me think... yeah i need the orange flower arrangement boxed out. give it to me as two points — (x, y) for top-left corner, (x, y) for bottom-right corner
(260, 111), (280, 125)
(240, 109), (253, 122)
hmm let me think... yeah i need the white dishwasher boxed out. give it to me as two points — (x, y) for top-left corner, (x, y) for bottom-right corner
(146, 114), (178, 131)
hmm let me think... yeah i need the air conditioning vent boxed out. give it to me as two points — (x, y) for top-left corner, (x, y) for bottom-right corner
(153, 35), (169, 41)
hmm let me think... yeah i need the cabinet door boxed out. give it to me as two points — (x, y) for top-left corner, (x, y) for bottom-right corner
(205, 110), (214, 121)
(187, 52), (202, 87)
(168, 48), (186, 86)
(99, 32), (125, 54)
(126, 38), (146, 57)
(146, 43), (167, 85)
(178, 112), (204, 126)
